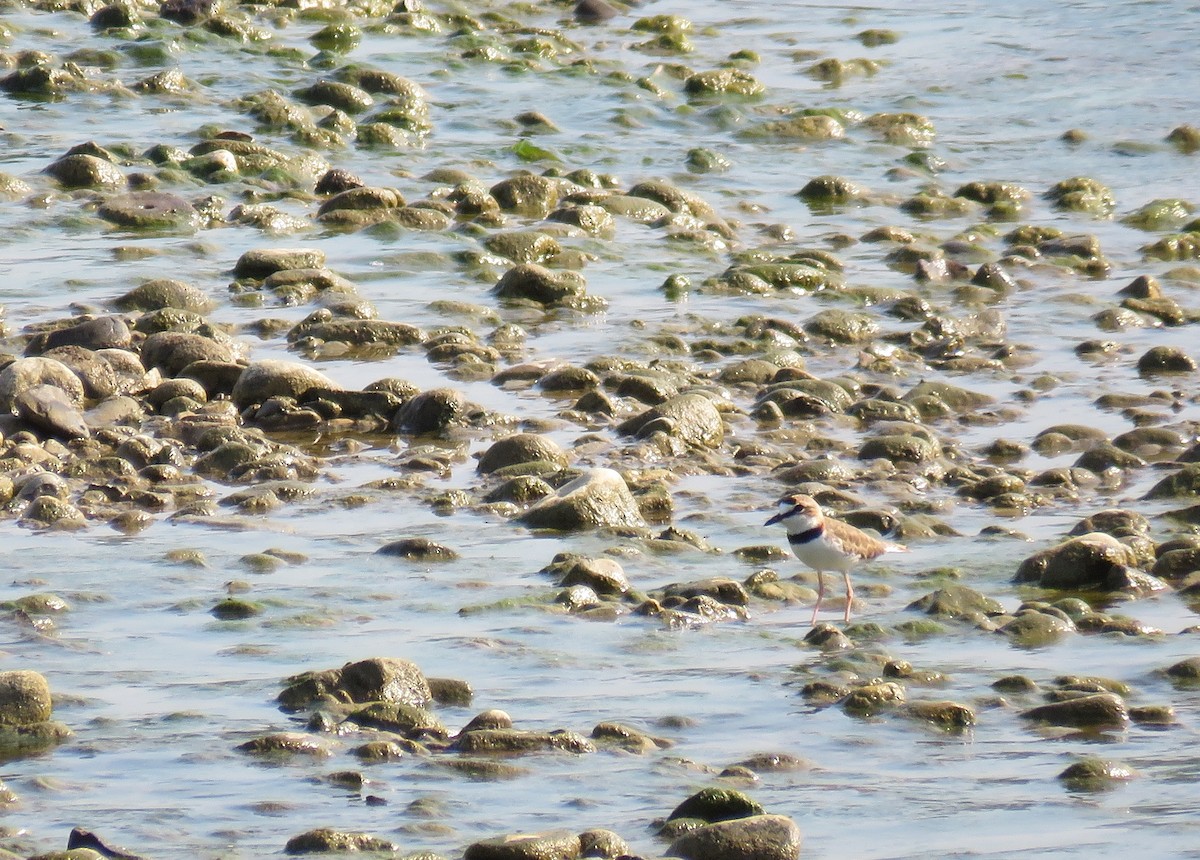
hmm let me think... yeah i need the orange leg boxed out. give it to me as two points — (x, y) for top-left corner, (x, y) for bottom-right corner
(842, 571), (854, 624)
(810, 571), (825, 625)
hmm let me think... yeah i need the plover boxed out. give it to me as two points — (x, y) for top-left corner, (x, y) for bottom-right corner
(765, 493), (908, 625)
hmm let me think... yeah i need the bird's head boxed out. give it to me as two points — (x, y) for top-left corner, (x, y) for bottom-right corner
(764, 493), (823, 530)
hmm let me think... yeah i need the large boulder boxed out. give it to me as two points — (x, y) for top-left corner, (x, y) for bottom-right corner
(517, 468), (645, 532)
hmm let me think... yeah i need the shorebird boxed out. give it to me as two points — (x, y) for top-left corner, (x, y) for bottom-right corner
(766, 493), (908, 625)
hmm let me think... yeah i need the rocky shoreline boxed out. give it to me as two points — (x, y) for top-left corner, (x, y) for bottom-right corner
(1, 0), (1199, 856)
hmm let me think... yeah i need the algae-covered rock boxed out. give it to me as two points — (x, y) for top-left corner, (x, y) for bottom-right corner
(667, 814), (801, 860)
(1058, 758), (1137, 790)
(463, 831), (581, 860)
(1046, 176), (1115, 215)
(0, 670), (53, 726)
(284, 828), (397, 855)
(617, 393), (724, 448)
(906, 585), (1004, 620)
(277, 657), (432, 711)
(1020, 693), (1128, 729)
(493, 263), (587, 306)
(451, 729), (595, 755)
(1013, 533), (1140, 589)
(683, 68), (764, 98)
(667, 787), (765, 822)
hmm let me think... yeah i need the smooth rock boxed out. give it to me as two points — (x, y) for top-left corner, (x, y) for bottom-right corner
(517, 468), (646, 531)
(666, 813), (801, 860)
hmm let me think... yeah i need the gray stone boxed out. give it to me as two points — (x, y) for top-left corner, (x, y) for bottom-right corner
(0, 357), (86, 412)
(517, 468), (646, 532)
(230, 360), (339, 409)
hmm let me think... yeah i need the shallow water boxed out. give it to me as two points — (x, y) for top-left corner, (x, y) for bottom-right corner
(2, 0), (1200, 857)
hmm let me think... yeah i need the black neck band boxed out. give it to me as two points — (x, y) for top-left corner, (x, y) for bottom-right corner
(787, 526), (824, 545)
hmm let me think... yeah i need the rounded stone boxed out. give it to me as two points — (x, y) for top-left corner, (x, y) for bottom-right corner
(0, 670), (53, 726)
(477, 433), (568, 474)
(98, 191), (197, 229)
(517, 468), (645, 532)
(667, 814), (801, 860)
(230, 360), (339, 409)
(0, 357), (86, 411)
(140, 332), (237, 377)
(114, 279), (213, 312)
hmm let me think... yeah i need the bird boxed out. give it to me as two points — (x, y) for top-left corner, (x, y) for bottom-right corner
(765, 493), (908, 625)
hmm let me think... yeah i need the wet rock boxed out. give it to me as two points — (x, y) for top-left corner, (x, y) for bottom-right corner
(803, 624), (852, 651)
(668, 787), (765, 823)
(842, 681), (905, 716)
(1151, 547), (1200, 580)
(237, 732), (334, 757)
(518, 468), (645, 531)
(0, 670), (53, 725)
(140, 332), (237, 377)
(29, 316), (132, 354)
(667, 814), (801, 860)
(493, 263), (587, 306)
(1137, 345), (1196, 374)
(0, 357), (86, 411)
(1046, 176), (1114, 215)
(1000, 610), (1075, 646)
(477, 433), (568, 474)
(288, 318), (425, 349)
(1013, 533), (1140, 589)
(484, 231), (562, 264)
(65, 827), (148, 859)
(19, 496), (87, 529)
(804, 309), (878, 344)
(489, 175), (560, 218)
(284, 828), (396, 854)
(277, 657), (432, 711)
(858, 433), (941, 464)
(577, 829), (626, 858)
(905, 700), (976, 728)
(45, 153), (125, 188)
(617, 393), (724, 448)
(546, 205), (615, 237)
(98, 191), (197, 229)
(12, 385), (90, 439)
(683, 68), (765, 98)
(315, 185), (403, 219)
(574, 0), (619, 22)
(377, 538), (460, 561)
(1144, 463), (1200, 500)
(906, 585), (1004, 620)
(1058, 758), (1137, 790)
(348, 701), (445, 737)
(1020, 693), (1128, 729)
(1068, 509), (1150, 538)
(1164, 657), (1200, 683)
(393, 387), (467, 435)
(451, 729), (595, 755)
(234, 248), (326, 280)
(230, 360), (338, 409)
(113, 278), (212, 312)
(547, 556), (629, 596)
(463, 830), (581, 860)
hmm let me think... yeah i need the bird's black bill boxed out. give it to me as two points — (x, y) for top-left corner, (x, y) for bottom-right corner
(764, 512), (784, 526)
